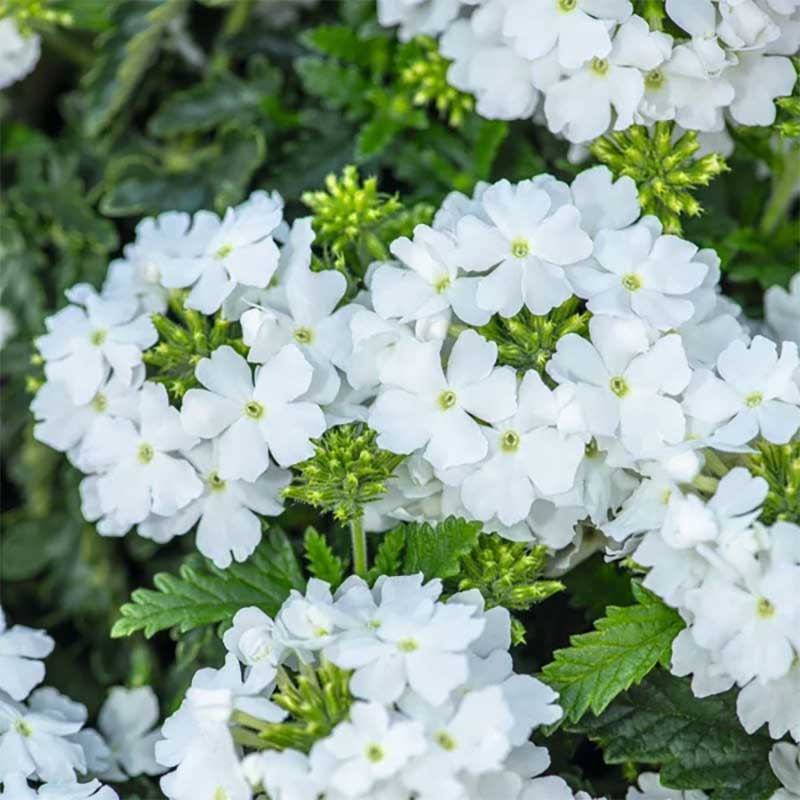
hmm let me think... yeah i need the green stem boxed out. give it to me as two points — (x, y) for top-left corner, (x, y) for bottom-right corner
(350, 516), (368, 578)
(760, 145), (800, 236)
(231, 709), (270, 731)
(692, 474), (719, 496)
(230, 726), (268, 750)
(704, 449), (730, 479)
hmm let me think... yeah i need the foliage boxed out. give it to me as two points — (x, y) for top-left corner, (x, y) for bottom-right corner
(111, 529), (305, 638)
(303, 526), (346, 589)
(745, 440), (800, 525)
(573, 670), (781, 799)
(541, 582), (684, 724)
(368, 517), (482, 583)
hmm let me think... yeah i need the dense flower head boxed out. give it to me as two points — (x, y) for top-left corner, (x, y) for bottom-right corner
(376, 0), (799, 144)
(152, 574), (598, 800)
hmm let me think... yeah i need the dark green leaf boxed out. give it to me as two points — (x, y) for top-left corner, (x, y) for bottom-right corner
(111, 529), (304, 638)
(303, 527), (345, 589)
(541, 582), (684, 723)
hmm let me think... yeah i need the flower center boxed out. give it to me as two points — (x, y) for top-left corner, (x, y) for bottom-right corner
(313, 625), (330, 638)
(434, 275), (451, 294)
(214, 244), (233, 260)
(437, 390), (457, 411)
(511, 239), (530, 259)
(92, 393), (108, 413)
(435, 730), (457, 751)
(213, 788), (228, 800)
(756, 597), (775, 619)
(90, 329), (107, 347)
(293, 326), (314, 344)
(558, 0), (577, 11)
(239, 628), (274, 663)
(645, 68), (665, 90)
(397, 638), (419, 653)
(14, 719), (32, 737)
(137, 443), (155, 464)
(661, 489), (672, 505)
(609, 376), (629, 398)
(591, 57), (609, 76)
(366, 744), (385, 763)
(745, 391), (763, 408)
(501, 430), (521, 453)
(207, 471), (226, 492)
(621, 273), (642, 291)
(244, 400), (265, 419)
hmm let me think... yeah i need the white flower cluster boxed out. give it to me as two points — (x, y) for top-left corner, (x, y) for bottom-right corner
(772, 742), (800, 800)
(0, 18), (40, 90)
(32, 192), (366, 569)
(156, 573), (603, 800)
(0, 606), (163, 798)
(377, 0), (799, 143)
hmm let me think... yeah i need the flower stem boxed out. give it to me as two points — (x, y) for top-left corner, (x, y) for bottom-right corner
(350, 516), (368, 578)
(760, 145), (800, 236)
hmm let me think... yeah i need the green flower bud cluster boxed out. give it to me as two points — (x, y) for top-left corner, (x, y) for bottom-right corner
(1, 0), (72, 35)
(590, 121), (729, 235)
(232, 659), (352, 754)
(469, 297), (590, 377)
(144, 292), (246, 399)
(456, 536), (565, 615)
(303, 166), (402, 257)
(283, 424), (405, 523)
(398, 36), (474, 127)
(775, 58), (800, 138)
(746, 439), (800, 525)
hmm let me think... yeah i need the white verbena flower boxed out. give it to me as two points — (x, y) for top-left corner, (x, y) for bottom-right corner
(0, 18), (40, 89)
(0, 609), (54, 703)
(180, 344), (325, 481)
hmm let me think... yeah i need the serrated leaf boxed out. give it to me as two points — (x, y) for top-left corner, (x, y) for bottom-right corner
(368, 517), (482, 583)
(541, 582), (684, 723)
(572, 670), (780, 800)
(111, 529), (304, 638)
(356, 113), (400, 160)
(303, 527), (345, 589)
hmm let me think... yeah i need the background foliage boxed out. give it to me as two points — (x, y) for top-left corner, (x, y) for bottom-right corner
(1, 2), (797, 798)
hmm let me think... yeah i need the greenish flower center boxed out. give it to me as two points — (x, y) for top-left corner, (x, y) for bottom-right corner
(92, 393), (108, 413)
(214, 244), (233, 260)
(745, 391), (763, 408)
(397, 638), (419, 653)
(212, 788), (228, 800)
(208, 471), (226, 492)
(435, 730), (457, 751)
(609, 376), (629, 398)
(14, 719), (32, 737)
(294, 326), (314, 344)
(511, 239), (530, 259)
(244, 400), (265, 420)
(501, 430), (521, 453)
(90, 329), (107, 347)
(591, 57), (609, 76)
(366, 744), (385, 763)
(756, 597), (775, 618)
(438, 390), (457, 411)
(645, 68), (665, 90)
(558, 0), (577, 11)
(621, 273), (642, 291)
(137, 443), (155, 464)
(434, 275), (452, 294)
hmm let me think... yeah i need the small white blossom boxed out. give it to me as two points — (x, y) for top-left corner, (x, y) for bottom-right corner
(0, 610), (53, 703)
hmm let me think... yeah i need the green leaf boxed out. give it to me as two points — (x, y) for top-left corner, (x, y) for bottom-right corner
(111, 529), (304, 638)
(541, 582), (684, 723)
(368, 517), (482, 583)
(573, 671), (781, 800)
(303, 527), (345, 589)
(355, 113), (400, 159)
(81, 0), (189, 138)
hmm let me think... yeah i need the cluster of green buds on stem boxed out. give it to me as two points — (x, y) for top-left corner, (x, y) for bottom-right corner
(745, 439), (800, 525)
(144, 291), (246, 399)
(398, 36), (475, 127)
(231, 659), (352, 753)
(590, 121), (729, 235)
(0, 0), (73, 35)
(283, 424), (404, 525)
(466, 297), (590, 378)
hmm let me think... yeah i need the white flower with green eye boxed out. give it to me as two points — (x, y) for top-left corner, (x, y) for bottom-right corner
(180, 344), (326, 482)
(460, 371), (586, 527)
(547, 316), (692, 458)
(368, 330), (517, 470)
(0, 609), (53, 703)
(80, 383), (202, 528)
